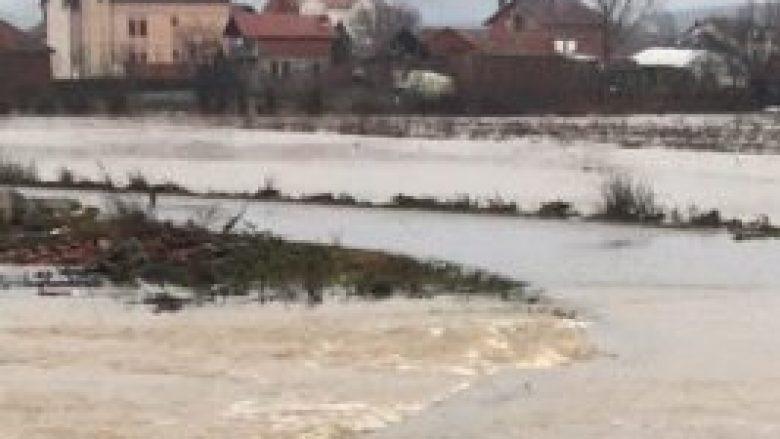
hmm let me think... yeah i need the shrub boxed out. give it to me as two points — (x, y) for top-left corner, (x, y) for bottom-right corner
(256, 177), (282, 199)
(688, 207), (722, 228)
(126, 171), (151, 192)
(597, 174), (664, 223)
(0, 158), (39, 185)
(538, 200), (577, 218)
(58, 167), (76, 186)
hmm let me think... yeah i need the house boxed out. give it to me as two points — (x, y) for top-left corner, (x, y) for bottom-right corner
(483, 0), (605, 60)
(384, 0), (605, 111)
(421, 27), (488, 59)
(631, 47), (746, 90)
(42, 0), (231, 79)
(299, 0), (376, 35)
(683, 18), (780, 103)
(0, 20), (52, 107)
(224, 4), (335, 93)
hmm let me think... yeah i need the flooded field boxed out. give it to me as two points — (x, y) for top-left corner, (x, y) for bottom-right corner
(3, 115), (780, 438)
(3, 116), (780, 219)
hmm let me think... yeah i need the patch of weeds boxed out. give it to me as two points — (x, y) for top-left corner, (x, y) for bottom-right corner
(594, 174), (664, 223)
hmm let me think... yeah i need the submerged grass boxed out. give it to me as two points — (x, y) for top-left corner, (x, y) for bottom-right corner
(0, 158), (776, 238)
(0, 193), (531, 308)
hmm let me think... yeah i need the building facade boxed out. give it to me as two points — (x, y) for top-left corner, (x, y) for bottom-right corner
(42, 0), (230, 79)
(224, 4), (334, 95)
(484, 0), (605, 59)
(0, 20), (51, 105)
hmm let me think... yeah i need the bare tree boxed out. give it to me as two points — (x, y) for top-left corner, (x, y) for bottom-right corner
(351, 0), (421, 57)
(586, 0), (660, 61)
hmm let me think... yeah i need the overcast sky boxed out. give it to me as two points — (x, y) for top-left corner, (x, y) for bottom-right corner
(0, 0), (744, 29)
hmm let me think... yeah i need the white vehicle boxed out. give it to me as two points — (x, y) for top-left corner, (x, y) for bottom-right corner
(397, 70), (455, 99)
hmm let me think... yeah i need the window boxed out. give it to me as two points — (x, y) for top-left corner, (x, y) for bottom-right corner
(128, 50), (147, 64)
(172, 49), (180, 62)
(512, 13), (524, 32)
(271, 61), (280, 78)
(129, 18), (148, 38)
(282, 60), (291, 77)
(171, 15), (179, 27)
(554, 39), (577, 54)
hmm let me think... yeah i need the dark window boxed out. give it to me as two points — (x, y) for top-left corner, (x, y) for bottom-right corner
(171, 15), (179, 27)
(139, 19), (148, 37)
(282, 60), (291, 77)
(271, 61), (280, 78)
(128, 19), (136, 37)
(512, 14), (524, 31)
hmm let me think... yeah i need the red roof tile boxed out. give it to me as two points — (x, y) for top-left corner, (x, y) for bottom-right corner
(485, 0), (601, 27)
(320, 0), (357, 9)
(227, 11), (334, 40)
(263, 0), (300, 14)
(0, 20), (49, 52)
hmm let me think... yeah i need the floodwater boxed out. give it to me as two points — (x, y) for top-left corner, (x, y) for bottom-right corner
(6, 116), (780, 437)
(161, 197), (780, 438)
(15, 188), (780, 437)
(4, 116), (780, 220)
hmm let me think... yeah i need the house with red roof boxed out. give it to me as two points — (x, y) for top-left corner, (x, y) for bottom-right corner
(224, 4), (335, 91)
(0, 20), (51, 108)
(418, 0), (604, 61)
(484, 0), (605, 59)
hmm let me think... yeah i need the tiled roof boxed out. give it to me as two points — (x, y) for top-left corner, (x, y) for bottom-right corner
(485, 0), (601, 27)
(111, 0), (229, 3)
(263, 0), (300, 14)
(227, 10), (334, 40)
(421, 27), (490, 50)
(320, 0), (358, 9)
(0, 20), (49, 52)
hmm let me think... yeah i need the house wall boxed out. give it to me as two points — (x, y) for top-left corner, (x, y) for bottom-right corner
(46, 0), (229, 79)
(233, 38), (332, 93)
(488, 13), (604, 59)
(46, 0), (77, 79)
(112, 2), (229, 70)
(0, 51), (52, 100)
(425, 30), (478, 57)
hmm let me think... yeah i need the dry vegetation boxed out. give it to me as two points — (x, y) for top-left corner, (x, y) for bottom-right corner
(239, 114), (780, 153)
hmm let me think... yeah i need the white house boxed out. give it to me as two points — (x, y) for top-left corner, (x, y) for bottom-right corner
(298, 0), (376, 36)
(632, 47), (747, 89)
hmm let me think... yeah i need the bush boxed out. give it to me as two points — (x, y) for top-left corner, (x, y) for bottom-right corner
(126, 171), (151, 192)
(256, 177), (282, 199)
(0, 158), (39, 185)
(597, 174), (664, 223)
(538, 200), (577, 218)
(688, 207), (722, 228)
(58, 167), (76, 186)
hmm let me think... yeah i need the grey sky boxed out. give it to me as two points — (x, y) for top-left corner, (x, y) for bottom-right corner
(0, 0), (744, 29)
